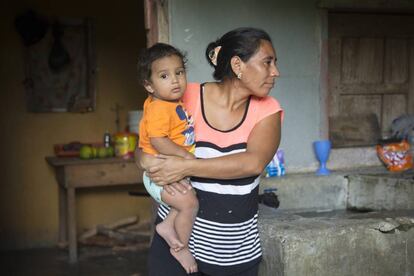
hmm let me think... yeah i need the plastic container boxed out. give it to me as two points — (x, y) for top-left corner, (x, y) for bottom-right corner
(128, 110), (143, 134)
(113, 132), (138, 159)
(376, 139), (413, 172)
(265, 149), (285, 177)
(408, 130), (414, 166)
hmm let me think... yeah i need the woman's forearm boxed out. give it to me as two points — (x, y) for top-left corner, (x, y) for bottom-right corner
(147, 112), (281, 184)
(186, 112), (281, 179)
(185, 151), (265, 179)
(146, 151), (266, 185)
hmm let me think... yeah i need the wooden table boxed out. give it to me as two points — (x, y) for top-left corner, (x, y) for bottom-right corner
(46, 157), (145, 263)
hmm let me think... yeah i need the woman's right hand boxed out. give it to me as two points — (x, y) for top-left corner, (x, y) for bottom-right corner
(136, 149), (192, 195)
(146, 154), (190, 185)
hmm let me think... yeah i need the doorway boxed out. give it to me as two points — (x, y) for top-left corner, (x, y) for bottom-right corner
(328, 12), (414, 148)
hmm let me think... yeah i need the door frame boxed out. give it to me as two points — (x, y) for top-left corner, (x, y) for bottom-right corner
(315, 1), (414, 169)
(144, 0), (170, 46)
(317, 0), (414, 140)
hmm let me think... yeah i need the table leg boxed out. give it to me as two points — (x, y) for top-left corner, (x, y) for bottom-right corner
(67, 187), (77, 263)
(58, 185), (68, 246)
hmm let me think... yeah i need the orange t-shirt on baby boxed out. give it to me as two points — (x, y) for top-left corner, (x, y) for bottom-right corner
(138, 96), (195, 155)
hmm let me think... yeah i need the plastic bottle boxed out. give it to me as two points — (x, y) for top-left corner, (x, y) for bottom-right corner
(265, 149), (285, 177)
(103, 130), (111, 148)
(276, 149), (286, 176)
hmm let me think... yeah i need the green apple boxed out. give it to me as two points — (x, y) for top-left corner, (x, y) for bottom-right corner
(79, 145), (93, 159)
(97, 147), (107, 158)
(91, 147), (97, 158)
(106, 146), (114, 157)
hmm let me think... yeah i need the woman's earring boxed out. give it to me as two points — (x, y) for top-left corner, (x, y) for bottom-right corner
(237, 72), (242, 80)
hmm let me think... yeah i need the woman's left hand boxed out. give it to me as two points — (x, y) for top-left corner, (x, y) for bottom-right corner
(146, 154), (189, 185)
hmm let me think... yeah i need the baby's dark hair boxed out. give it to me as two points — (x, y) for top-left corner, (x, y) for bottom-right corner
(205, 27), (272, 81)
(137, 43), (186, 83)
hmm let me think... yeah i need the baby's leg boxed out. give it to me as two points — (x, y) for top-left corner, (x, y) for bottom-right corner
(143, 174), (184, 250)
(155, 207), (183, 251)
(170, 248), (198, 274)
(161, 187), (199, 273)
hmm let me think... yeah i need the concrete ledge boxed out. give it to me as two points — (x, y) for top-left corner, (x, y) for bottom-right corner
(348, 172), (414, 211)
(258, 208), (414, 276)
(258, 168), (414, 275)
(260, 173), (348, 212)
(260, 167), (414, 212)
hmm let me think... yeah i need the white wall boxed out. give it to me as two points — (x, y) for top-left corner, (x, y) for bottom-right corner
(170, 0), (323, 171)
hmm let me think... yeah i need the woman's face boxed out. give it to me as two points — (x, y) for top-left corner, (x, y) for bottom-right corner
(240, 40), (279, 97)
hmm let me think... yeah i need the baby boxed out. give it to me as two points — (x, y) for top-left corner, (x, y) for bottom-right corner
(137, 43), (198, 274)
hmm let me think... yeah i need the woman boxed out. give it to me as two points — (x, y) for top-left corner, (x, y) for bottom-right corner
(139, 27), (283, 276)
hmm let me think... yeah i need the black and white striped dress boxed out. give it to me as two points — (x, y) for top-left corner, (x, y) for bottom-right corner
(157, 83), (283, 275)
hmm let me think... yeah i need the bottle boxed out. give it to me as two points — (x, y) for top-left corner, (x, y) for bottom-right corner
(276, 149), (286, 176)
(265, 158), (277, 177)
(103, 130), (111, 148)
(265, 149), (286, 177)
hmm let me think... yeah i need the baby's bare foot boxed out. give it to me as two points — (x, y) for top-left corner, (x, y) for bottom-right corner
(156, 222), (184, 251)
(170, 248), (198, 274)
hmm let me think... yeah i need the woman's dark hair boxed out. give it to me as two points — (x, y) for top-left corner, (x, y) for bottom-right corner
(137, 43), (186, 83)
(205, 27), (272, 81)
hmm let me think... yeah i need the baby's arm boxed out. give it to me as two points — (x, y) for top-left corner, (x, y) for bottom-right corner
(150, 137), (194, 160)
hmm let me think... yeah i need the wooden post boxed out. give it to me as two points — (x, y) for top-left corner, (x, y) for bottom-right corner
(144, 0), (169, 46)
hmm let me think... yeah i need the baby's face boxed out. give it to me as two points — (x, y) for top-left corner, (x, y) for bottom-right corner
(147, 54), (187, 102)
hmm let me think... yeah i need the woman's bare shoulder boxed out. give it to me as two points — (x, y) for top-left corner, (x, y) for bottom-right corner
(202, 82), (219, 91)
